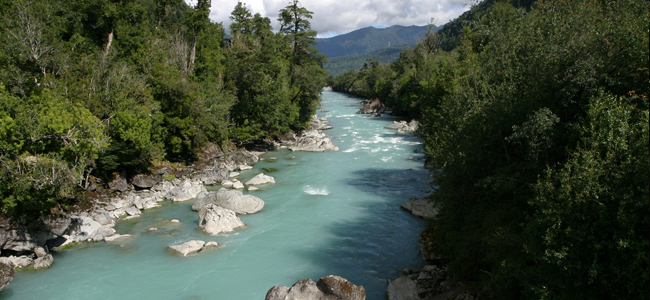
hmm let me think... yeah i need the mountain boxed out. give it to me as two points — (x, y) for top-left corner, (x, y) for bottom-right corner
(314, 25), (432, 59)
(323, 45), (414, 77)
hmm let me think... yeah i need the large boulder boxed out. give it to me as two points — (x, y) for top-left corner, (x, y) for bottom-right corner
(192, 189), (264, 214)
(401, 198), (437, 221)
(228, 150), (259, 166)
(197, 142), (224, 161)
(0, 262), (13, 291)
(286, 130), (340, 152)
(108, 172), (130, 191)
(131, 174), (162, 189)
(244, 173), (275, 186)
(0, 230), (53, 253)
(197, 204), (245, 235)
(168, 240), (206, 256)
(266, 275), (366, 300)
(32, 254), (54, 270)
(165, 180), (207, 202)
(356, 99), (386, 117)
(191, 168), (230, 185)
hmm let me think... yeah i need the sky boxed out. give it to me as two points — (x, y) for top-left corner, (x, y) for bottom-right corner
(186, 0), (475, 38)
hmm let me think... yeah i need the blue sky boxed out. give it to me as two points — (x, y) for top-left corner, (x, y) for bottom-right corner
(186, 0), (475, 38)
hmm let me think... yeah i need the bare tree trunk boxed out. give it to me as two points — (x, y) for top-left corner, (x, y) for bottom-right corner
(104, 29), (114, 55)
(188, 33), (197, 74)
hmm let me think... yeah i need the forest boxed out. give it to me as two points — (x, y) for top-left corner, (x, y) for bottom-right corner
(0, 0), (326, 217)
(331, 0), (648, 298)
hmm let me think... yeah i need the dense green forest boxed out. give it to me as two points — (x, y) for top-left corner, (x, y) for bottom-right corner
(0, 0), (326, 217)
(332, 0), (648, 299)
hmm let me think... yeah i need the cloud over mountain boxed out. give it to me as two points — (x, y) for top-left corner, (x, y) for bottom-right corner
(188, 0), (472, 37)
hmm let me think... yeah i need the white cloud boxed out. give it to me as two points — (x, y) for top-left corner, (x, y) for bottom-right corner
(189, 0), (474, 37)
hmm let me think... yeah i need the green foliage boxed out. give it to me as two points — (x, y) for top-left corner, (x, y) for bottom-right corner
(333, 0), (648, 298)
(0, 0), (327, 217)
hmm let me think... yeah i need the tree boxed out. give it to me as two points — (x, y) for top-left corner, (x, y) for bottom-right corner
(277, 0), (326, 126)
(185, 0), (210, 74)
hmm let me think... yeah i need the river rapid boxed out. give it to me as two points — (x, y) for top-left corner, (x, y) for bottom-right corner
(1, 89), (430, 299)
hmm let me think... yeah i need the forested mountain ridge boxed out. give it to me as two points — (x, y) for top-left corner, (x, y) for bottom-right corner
(0, 0), (326, 217)
(314, 25), (430, 59)
(332, 0), (649, 298)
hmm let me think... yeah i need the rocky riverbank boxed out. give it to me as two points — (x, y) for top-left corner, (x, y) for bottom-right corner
(386, 198), (481, 300)
(0, 113), (340, 292)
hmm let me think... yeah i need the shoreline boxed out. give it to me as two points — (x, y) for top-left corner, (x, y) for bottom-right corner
(0, 113), (340, 290)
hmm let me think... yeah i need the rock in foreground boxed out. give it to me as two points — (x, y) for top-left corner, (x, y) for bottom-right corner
(266, 275), (366, 300)
(197, 204), (245, 235)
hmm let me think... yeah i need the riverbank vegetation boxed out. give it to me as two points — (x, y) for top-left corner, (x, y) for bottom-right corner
(332, 0), (648, 298)
(0, 0), (326, 217)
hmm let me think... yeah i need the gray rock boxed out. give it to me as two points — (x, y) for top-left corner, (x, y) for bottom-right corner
(3, 256), (33, 269)
(0, 262), (14, 291)
(34, 246), (47, 258)
(1, 230), (52, 252)
(197, 142), (224, 161)
(166, 180), (207, 202)
(386, 275), (419, 300)
(192, 189), (264, 214)
(232, 181), (244, 189)
(168, 240), (206, 256)
(124, 206), (141, 217)
(93, 213), (113, 226)
(41, 217), (72, 236)
(266, 275), (366, 300)
(401, 198), (437, 221)
(198, 204), (245, 235)
(104, 234), (133, 242)
(228, 150), (259, 166)
(70, 217), (102, 242)
(108, 173), (129, 191)
(191, 168), (229, 185)
(204, 241), (219, 248)
(32, 254), (54, 270)
(131, 174), (162, 189)
(245, 173), (275, 185)
(356, 98), (386, 116)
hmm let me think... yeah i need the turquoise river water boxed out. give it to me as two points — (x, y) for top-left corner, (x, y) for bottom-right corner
(1, 89), (431, 299)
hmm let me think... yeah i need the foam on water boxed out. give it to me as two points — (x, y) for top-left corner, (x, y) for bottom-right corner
(302, 185), (330, 196)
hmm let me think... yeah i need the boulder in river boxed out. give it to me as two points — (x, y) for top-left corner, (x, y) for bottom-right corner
(244, 173), (275, 185)
(266, 275), (366, 300)
(0, 262), (14, 291)
(168, 240), (206, 256)
(192, 188), (264, 214)
(356, 99), (386, 117)
(197, 204), (245, 235)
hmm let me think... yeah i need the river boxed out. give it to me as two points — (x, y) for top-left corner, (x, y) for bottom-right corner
(1, 89), (430, 299)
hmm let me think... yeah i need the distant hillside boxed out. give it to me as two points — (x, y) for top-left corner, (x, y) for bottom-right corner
(314, 25), (432, 59)
(324, 45), (414, 77)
